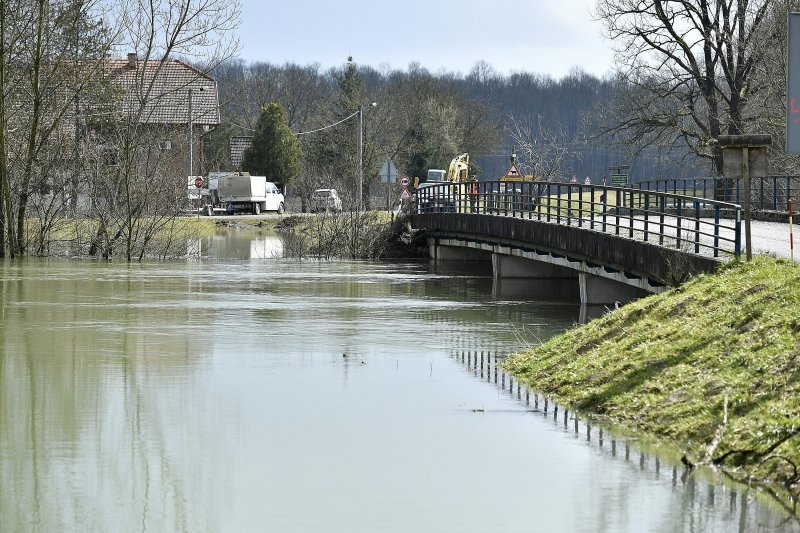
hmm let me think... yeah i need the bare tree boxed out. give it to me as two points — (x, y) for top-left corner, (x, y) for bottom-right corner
(0, 0), (118, 257)
(735, 0), (800, 174)
(85, 0), (240, 260)
(507, 114), (575, 180)
(0, 0), (240, 258)
(596, 0), (774, 174)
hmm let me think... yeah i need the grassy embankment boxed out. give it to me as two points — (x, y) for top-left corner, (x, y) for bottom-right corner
(505, 257), (800, 488)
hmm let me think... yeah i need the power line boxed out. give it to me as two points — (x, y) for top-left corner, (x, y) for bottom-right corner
(295, 110), (360, 136)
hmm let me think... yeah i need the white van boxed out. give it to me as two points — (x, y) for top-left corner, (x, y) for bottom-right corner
(217, 174), (285, 215)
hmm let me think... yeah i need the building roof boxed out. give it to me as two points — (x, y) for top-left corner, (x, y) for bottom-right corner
(106, 57), (220, 126)
(230, 136), (253, 168)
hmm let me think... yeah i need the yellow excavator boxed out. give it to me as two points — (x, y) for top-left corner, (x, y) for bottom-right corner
(424, 153), (470, 184)
(416, 153), (471, 213)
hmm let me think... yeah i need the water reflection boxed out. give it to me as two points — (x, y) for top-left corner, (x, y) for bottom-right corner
(452, 348), (800, 532)
(190, 231), (285, 260)
(0, 261), (227, 532)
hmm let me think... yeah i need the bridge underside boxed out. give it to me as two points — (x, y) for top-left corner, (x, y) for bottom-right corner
(429, 237), (651, 305)
(414, 213), (721, 306)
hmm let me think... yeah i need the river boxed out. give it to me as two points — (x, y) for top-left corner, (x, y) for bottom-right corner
(0, 231), (796, 532)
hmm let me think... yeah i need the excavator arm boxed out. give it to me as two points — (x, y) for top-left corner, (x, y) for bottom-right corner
(445, 153), (469, 183)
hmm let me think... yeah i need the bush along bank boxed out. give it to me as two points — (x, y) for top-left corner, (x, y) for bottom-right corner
(504, 257), (800, 494)
(276, 211), (424, 260)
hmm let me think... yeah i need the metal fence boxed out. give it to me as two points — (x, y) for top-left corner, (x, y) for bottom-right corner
(633, 176), (800, 212)
(415, 180), (743, 258)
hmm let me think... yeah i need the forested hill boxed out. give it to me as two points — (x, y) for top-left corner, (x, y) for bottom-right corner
(208, 60), (704, 185)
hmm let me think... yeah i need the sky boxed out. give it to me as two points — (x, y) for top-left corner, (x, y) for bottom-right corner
(235, 0), (616, 79)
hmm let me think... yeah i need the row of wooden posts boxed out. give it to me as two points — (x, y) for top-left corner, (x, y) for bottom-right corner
(454, 350), (713, 491)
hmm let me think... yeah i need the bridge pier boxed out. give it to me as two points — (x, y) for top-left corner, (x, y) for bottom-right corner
(578, 272), (649, 306)
(429, 242), (491, 262)
(492, 254), (579, 302)
(492, 254), (573, 279)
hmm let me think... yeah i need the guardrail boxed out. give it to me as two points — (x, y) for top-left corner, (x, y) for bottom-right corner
(633, 176), (800, 212)
(415, 180), (743, 259)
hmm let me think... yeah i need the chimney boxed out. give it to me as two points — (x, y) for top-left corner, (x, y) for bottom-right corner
(127, 53), (138, 69)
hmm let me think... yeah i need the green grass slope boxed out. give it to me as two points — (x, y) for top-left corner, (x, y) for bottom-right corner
(505, 257), (800, 486)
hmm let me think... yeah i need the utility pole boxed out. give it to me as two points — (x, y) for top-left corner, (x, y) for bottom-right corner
(188, 88), (193, 179)
(357, 104), (363, 212)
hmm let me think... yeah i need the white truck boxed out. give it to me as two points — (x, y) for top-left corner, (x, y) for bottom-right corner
(216, 173), (285, 215)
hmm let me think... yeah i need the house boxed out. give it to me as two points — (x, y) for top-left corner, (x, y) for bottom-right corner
(15, 53), (221, 219)
(104, 53), (221, 180)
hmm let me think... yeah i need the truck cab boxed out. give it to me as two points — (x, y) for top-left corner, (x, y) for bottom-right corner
(426, 169), (446, 183)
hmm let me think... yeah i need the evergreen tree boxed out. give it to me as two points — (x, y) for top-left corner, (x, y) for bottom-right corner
(241, 102), (302, 185)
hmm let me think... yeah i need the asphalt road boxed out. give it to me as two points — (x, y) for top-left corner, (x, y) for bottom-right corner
(745, 219), (795, 258)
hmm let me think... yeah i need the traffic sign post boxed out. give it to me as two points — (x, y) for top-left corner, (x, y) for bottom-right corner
(380, 159), (399, 211)
(603, 165), (631, 212)
(399, 175), (412, 207)
(192, 176), (205, 219)
(379, 159), (399, 183)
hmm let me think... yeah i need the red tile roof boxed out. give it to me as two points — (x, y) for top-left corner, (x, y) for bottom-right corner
(106, 58), (220, 126)
(229, 136), (253, 168)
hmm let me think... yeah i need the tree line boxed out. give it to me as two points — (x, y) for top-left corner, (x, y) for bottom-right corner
(206, 57), (720, 201)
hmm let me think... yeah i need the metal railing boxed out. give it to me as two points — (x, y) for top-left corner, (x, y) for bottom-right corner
(633, 176), (800, 212)
(415, 180), (743, 258)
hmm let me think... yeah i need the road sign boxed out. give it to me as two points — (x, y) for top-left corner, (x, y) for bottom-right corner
(584, 176), (591, 185)
(610, 174), (628, 185)
(194, 176), (204, 189)
(400, 176), (410, 186)
(379, 159), (399, 184)
(789, 14), (800, 153)
(399, 188), (412, 200)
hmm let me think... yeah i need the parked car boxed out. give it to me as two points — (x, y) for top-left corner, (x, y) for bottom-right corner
(310, 189), (343, 213)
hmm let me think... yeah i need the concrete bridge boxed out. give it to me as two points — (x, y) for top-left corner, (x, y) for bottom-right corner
(411, 180), (749, 306)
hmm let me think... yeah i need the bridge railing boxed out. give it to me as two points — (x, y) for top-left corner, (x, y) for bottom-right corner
(632, 176), (800, 212)
(415, 180), (743, 258)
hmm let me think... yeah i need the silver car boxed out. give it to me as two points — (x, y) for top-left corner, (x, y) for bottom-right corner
(310, 189), (343, 213)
